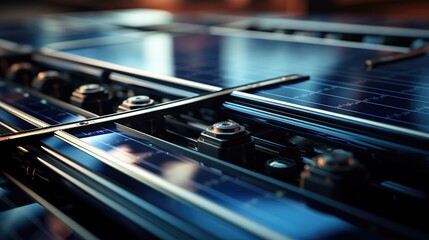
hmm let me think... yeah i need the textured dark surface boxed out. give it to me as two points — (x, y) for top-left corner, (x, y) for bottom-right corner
(246, 54), (429, 134)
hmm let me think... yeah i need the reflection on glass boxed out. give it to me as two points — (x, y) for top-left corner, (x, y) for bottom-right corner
(59, 32), (390, 91)
(141, 33), (174, 76)
(106, 144), (154, 164)
(162, 161), (198, 191)
(249, 54), (429, 134)
(0, 203), (76, 239)
(97, 133), (199, 191)
(70, 125), (374, 239)
(42, 213), (74, 240)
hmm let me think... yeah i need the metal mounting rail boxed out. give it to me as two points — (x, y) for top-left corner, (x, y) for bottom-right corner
(0, 75), (308, 145)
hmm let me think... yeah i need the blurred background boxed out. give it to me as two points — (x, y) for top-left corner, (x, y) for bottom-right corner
(1, 0), (429, 20)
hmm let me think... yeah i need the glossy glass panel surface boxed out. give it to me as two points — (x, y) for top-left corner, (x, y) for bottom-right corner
(0, 108), (36, 131)
(0, 84), (85, 127)
(41, 124), (377, 239)
(42, 129), (257, 239)
(0, 186), (80, 239)
(241, 54), (429, 134)
(54, 33), (391, 89)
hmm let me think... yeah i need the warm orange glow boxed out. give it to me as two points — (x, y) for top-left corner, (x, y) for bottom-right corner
(316, 157), (326, 167)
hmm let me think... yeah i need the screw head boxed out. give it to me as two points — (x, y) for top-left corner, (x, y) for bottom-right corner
(78, 84), (104, 94)
(211, 121), (241, 133)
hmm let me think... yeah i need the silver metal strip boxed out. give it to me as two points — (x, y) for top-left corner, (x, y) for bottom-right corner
(53, 130), (289, 240)
(38, 147), (191, 240)
(4, 172), (99, 240)
(223, 18), (429, 38)
(0, 101), (50, 128)
(232, 91), (429, 140)
(0, 39), (33, 53)
(42, 33), (148, 51)
(0, 121), (19, 133)
(33, 54), (103, 77)
(38, 48), (222, 92)
(109, 72), (199, 98)
(210, 27), (409, 53)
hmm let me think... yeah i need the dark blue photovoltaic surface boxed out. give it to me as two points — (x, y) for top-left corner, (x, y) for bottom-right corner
(244, 54), (429, 134)
(56, 33), (392, 89)
(0, 189), (80, 239)
(0, 203), (81, 239)
(0, 85), (85, 126)
(42, 125), (376, 239)
(0, 108), (36, 131)
(54, 33), (429, 134)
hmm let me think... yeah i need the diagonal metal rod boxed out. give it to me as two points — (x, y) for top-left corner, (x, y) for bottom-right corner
(365, 45), (429, 68)
(0, 75), (308, 146)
